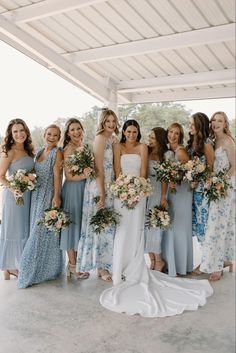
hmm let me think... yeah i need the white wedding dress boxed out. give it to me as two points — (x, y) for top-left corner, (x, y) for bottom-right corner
(100, 154), (213, 317)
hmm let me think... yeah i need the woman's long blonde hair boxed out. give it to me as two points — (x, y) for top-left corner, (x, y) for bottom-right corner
(210, 111), (234, 140)
(96, 109), (119, 135)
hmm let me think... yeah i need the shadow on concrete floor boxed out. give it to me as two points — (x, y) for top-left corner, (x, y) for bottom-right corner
(0, 260), (235, 353)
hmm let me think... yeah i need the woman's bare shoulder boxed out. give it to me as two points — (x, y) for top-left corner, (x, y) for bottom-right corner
(139, 143), (148, 151)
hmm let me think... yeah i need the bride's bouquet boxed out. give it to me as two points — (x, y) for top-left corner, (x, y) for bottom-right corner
(109, 174), (152, 209)
(8, 169), (37, 205)
(183, 156), (209, 189)
(204, 169), (232, 202)
(146, 205), (171, 230)
(154, 160), (186, 193)
(65, 144), (95, 178)
(37, 207), (71, 233)
(89, 197), (120, 234)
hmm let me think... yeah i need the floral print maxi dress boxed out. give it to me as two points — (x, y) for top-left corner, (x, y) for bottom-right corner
(188, 143), (210, 243)
(17, 148), (63, 288)
(200, 147), (235, 273)
(76, 138), (115, 273)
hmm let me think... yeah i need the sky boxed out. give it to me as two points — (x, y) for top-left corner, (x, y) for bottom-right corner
(0, 39), (235, 136)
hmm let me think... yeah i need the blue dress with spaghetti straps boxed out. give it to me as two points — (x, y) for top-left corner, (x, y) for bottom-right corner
(0, 156), (34, 270)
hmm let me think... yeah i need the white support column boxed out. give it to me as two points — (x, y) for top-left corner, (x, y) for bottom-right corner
(103, 77), (118, 114)
(107, 89), (118, 115)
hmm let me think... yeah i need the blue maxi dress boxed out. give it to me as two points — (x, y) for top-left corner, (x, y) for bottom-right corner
(0, 156), (34, 270)
(162, 148), (193, 276)
(144, 151), (174, 254)
(17, 148), (63, 288)
(60, 170), (86, 251)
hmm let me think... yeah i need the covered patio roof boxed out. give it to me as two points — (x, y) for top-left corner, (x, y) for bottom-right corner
(0, 0), (235, 109)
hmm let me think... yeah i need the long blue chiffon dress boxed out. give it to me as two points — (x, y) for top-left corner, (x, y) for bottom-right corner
(162, 148), (193, 276)
(144, 151), (174, 254)
(17, 148), (63, 288)
(60, 170), (86, 252)
(0, 156), (34, 270)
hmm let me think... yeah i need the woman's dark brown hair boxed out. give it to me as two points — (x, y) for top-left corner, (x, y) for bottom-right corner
(187, 112), (210, 156)
(120, 119), (141, 143)
(2, 118), (34, 157)
(63, 118), (84, 148)
(149, 127), (168, 162)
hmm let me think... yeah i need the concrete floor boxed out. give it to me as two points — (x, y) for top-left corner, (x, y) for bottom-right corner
(0, 266), (235, 353)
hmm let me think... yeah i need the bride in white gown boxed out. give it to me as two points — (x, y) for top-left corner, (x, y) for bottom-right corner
(100, 120), (213, 318)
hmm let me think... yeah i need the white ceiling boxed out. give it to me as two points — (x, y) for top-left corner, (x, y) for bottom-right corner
(0, 0), (235, 106)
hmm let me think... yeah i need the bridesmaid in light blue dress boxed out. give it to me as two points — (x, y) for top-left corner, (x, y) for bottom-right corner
(60, 118), (92, 279)
(17, 125), (63, 288)
(162, 123), (193, 277)
(76, 109), (119, 281)
(0, 119), (34, 280)
(187, 112), (214, 245)
(144, 127), (173, 272)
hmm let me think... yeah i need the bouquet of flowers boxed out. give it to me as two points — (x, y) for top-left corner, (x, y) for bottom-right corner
(65, 144), (95, 178)
(8, 169), (37, 205)
(183, 156), (209, 189)
(37, 207), (71, 233)
(146, 205), (171, 230)
(90, 197), (120, 234)
(154, 159), (186, 193)
(204, 169), (232, 202)
(109, 174), (152, 209)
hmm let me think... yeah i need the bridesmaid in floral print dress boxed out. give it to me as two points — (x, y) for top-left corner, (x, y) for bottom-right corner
(199, 112), (235, 281)
(18, 125), (63, 288)
(187, 113), (214, 244)
(76, 109), (119, 281)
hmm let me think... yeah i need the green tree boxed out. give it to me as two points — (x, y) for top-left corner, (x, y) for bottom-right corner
(30, 104), (235, 152)
(79, 103), (192, 145)
(31, 126), (44, 151)
(52, 117), (67, 130)
(118, 103), (191, 143)
(80, 106), (98, 145)
(53, 113), (98, 146)
(229, 119), (235, 139)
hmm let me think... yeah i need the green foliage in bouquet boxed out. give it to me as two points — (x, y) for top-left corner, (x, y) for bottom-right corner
(90, 197), (120, 234)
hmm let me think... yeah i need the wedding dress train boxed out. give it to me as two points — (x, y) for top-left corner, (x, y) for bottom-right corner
(100, 154), (213, 317)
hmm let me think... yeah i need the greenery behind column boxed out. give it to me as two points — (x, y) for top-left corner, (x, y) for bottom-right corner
(2, 103), (234, 151)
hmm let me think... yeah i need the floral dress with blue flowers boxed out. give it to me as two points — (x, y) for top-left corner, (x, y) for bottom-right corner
(188, 140), (211, 242)
(200, 146), (235, 272)
(76, 138), (115, 273)
(17, 148), (63, 288)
